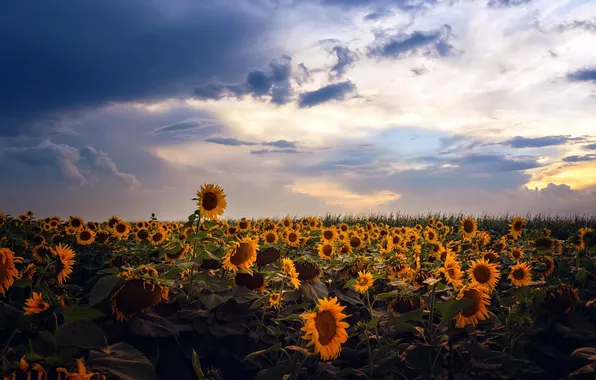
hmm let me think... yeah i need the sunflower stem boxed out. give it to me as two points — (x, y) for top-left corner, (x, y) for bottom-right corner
(188, 212), (202, 299)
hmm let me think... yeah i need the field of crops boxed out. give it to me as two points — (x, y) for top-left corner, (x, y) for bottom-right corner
(1, 184), (595, 380)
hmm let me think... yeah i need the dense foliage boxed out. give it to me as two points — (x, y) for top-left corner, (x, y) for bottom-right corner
(0, 186), (595, 380)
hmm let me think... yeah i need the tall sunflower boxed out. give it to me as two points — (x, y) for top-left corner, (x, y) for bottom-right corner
(196, 184), (227, 220)
(222, 237), (258, 271)
(0, 248), (22, 295)
(468, 258), (500, 291)
(455, 285), (490, 328)
(301, 297), (349, 361)
(52, 244), (76, 284)
(508, 262), (531, 287)
(508, 216), (526, 239)
(459, 217), (478, 240)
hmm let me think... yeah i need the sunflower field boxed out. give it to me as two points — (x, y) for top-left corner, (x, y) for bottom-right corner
(1, 184), (596, 380)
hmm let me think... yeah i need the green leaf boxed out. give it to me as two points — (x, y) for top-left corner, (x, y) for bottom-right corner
(128, 313), (179, 338)
(366, 317), (379, 329)
(374, 290), (402, 301)
(62, 306), (105, 323)
(199, 293), (230, 310)
(12, 278), (32, 288)
(192, 349), (206, 380)
(88, 342), (156, 380)
(243, 343), (285, 363)
(55, 319), (108, 350)
(435, 298), (474, 323)
(88, 275), (120, 306)
(343, 279), (357, 289)
(386, 308), (424, 325)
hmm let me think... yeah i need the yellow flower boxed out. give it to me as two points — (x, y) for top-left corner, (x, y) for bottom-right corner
(508, 262), (531, 287)
(468, 259), (500, 291)
(440, 257), (463, 289)
(301, 297), (350, 361)
(285, 230), (301, 247)
(508, 216), (526, 239)
(56, 358), (96, 380)
(23, 292), (50, 315)
(111, 278), (168, 321)
(459, 217), (478, 240)
(0, 248), (22, 295)
(76, 229), (95, 246)
(455, 285), (490, 328)
(321, 228), (337, 242)
(353, 271), (374, 293)
(196, 183), (227, 220)
(53, 244), (76, 284)
(317, 242), (335, 260)
(269, 293), (282, 308)
(222, 237), (258, 272)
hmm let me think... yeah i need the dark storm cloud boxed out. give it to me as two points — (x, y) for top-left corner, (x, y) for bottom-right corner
(367, 25), (456, 59)
(0, 0), (271, 137)
(562, 154), (596, 163)
(453, 153), (541, 172)
(329, 45), (359, 78)
(151, 119), (223, 136)
(556, 19), (596, 33)
(585, 143), (596, 150)
(194, 56), (295, 105)
(297, 81), (357, 108)
(251, 149), (304, 155)
(205, 138), (297, 148)
(568, 68), (596, 82)
(487, 0), (531, 7)
(502, 135), (574, 148)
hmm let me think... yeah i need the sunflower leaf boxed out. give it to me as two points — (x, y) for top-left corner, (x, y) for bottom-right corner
(88, 275), (120, 306)
(243, 342), (284, 363)
(55, 319), (108, 350)
(62, 306), (105, 323)
(88, 342), (156, 380)
(192, 349), (206, 380)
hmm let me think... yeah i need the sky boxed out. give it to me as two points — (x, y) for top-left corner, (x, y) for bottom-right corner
(1, 0), (596, 221)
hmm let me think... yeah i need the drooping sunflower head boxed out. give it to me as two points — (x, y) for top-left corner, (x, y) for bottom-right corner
(52, 244), (76, 284)
(317, 242), (335, 260)
(388, 294), (423, 317)
(111, 277), (168, 321)
(196, 183), (227, 220)
(455, 285), (490, 328)
(532, 256), (555, 278)
(233, 272), (266, 292)
(0, 248), (22, 295)
(508, 262), (532, 287)
(294, 260), (321, 282)
(543, 284), (579, 314)
(32, 244), (53, 264)
(222, 237), (259, 272)
(459, 217), (478, 239)
(164, 244), (192, 262)
(256, 247), (281, 267)
(468, 258), (500, 291)
(300, 297), (349, 361)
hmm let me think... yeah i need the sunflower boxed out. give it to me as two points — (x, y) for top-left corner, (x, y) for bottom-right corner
(440, 257), (463, 289)
(269, 293), (282, 308)
(111, 278), (168, 321)
(508, 216), (526, 239)
(52, 244), (76, 284)
(31, 234), (46, 246)
(256, 247), (281, 266)
(196, 184), (227, 220)
(295, 261), (321, 282)
(481, 249), (499, 263)
(164, 244), (192, 262)
(338, 223), (349, 233)
(468, 259), (500, 291)
(455, 285), (490, 328)
(18, 213), (30, 222)
(533, 256), (555, 278)
(337, 241), (352, 255)
(353, 271), (374, 293)
(318, 242), (335, 260)
(33, 244), (52, 264)
(285, 230), (301, 247)
(23, 292), (50, 315)
(281, 217), (293, 229)
(543, 284), (579, 314)
(238, 219), (251, 231)
(56, 358), (97, 380)
(149, 228), (167, 246)
(508, 262), (531, 287)
(509, 247), (524, 261)
(76, 229), (95, 246)
(300, 297), (349, 361)
(459, 217), (478, 239)
(321, 228), (337, 242)
(348, 235), (363, 250)
(0, 248), (22, 295)
(234, 272), (266, 292)
(262, 231), (278, 245)
(388, 294), (422, 317)
(225, 225), (239, 237)
(112, 221), (130, 239)
(423, 228), (438, 243)
(282, 258), (297, 276)
(222, 237), (258, 272)
(18, 356), (47, 380)
(68, 216), (84, 231)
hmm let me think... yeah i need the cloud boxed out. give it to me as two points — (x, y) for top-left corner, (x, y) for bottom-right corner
(329, 45), (358, 78)
(585, 143), (596, 150)
(487, 0), (531, 8)
(363, 8), (395, 21)
(151, 119), (222, 137)
(194, 56), (295, 105)
(297, 81), (357, 108)
(410, 66), (428, 76)
(453, 153), (541, 172)
(317, 0), (439, 14)
(501, 135), (575, 148)
(251, 149), (304, 155)
(526, 161), (596, 190)
(205, 137), (297, 148)
(367, 25), (456, 59)
(0, 0), (272, 137)
(556, 19), (596, 33)
(79, 146), (141, 189)
(568, 68), (596, 82)
(562, 154), (596, 163)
